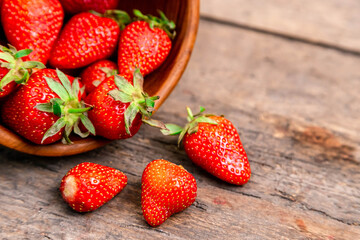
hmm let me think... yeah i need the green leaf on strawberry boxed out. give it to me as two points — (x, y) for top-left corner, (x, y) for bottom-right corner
(0, 44), (46, 91)
(133, 9), (176, 39)
(108, 68), (163, 135)
(34, 69), (95, 144)
(161, 106), (217, 146)
(161, 107), (251, 185)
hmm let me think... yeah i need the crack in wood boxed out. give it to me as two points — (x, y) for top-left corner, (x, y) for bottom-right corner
(261, 114), (358, 165)
(272, 190), (359, 226)
(250, 142), (359, 169)
(305, 205), (360, 226)
(34, 163), (60, 173)
(193, 200), (208, 211)
(215, 186), (262, 199)
(270, 191), (296, 202)
(45, 211), (69, 219)
(200, 15), (360, 57)
(118, 224), (171, 236)
(246, 159), (275, 170)
(121, 170), (141, 178)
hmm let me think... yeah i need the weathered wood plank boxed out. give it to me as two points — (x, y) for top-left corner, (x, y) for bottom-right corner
(201, 0), (360, 53)
(1, 17), (360, 239)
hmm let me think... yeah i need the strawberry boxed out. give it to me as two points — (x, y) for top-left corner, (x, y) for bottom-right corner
(0, 45), (46, 99)
(60, 162), (127, 212)
(162, 107), (251, 185)
(0, 69), (15, 99)
(118, 10), (175, 81)
(49, 11), (130, 70)
(1, 69), (95, 144)
(59, 0), (119, 15)
(141, 159), (197, 227)
(1, 0), (64, 64)
(80, 60), (118, 94)
(86, 69), (164, 140)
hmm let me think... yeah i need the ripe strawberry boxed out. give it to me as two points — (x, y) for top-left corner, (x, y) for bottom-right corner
(59, 0), (119, 14)
(1, 69), (95, 144)
(49, 11), (129, 70)
(141, 159), (197, 227)
(162, 107), (251, 185)
(1, 0), (64, 64)
(60, 162), (127, 212)
(86, 69), (164, 140)
(118, 10), (175, 81)
(80, 60), (118, 94)
(0, 45), (45, 99)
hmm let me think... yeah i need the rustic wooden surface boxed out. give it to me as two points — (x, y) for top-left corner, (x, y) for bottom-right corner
(201, 0), (360, 54)
(1, 1), (360, 239)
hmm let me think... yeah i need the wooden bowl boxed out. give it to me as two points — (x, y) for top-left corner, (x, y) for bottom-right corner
(0, 0), (200, 157)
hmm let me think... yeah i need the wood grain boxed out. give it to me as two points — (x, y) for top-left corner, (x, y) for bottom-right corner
(0, 0), (200, 157)
(1, 5), (360, 240)
(201, 0), (360, 54)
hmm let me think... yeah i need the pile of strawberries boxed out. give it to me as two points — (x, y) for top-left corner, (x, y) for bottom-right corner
(0, 0), (175, 144)
(0, 0), (252, 227)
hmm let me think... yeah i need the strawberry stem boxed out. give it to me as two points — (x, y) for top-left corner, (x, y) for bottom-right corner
(99, 67), (118, 78)
(104, 10), (131, 30)
(88, 10), (102, 17)
(67, 107), (92, 114)
(133, 9), (176, 39)
(161, 107), (218, 147)
(187, 107), (194, 121)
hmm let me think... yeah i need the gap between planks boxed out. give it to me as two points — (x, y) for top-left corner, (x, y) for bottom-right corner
(200, 15), (360, 57)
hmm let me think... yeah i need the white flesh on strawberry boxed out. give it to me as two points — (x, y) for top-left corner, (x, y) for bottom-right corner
(62, 175), (78, 201)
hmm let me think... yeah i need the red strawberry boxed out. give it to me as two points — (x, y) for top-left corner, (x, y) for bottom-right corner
(0, 45), (46, 99)
(59, 0), (119, 14)
(0, 65), (17, 99)
(1, 0), (64, 64)
(1, 69), (94, 144)
(60, 162), (127, 212)
(49, 11), (129, 70)
(0, 67), (14, 99)
(86, 69), (164, 140)
(80, 60), (118, 94)
(118, 10), (175, 81)
(162, 107), (251, 185)
(141, 159), (197, 227)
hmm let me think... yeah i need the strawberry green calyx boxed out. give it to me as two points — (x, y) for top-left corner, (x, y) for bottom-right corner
(108, 68), (165, 134)
(100, 67), (118, 78)
(34, 69), (95, 144)
(87, 67), (119, 89)
(98, 9), (131, 30)
(0, 45), (46, 90)
(161, 107), (218, 146)
(133, 9), (176, 39)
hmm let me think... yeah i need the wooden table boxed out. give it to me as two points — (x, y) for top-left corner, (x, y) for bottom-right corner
(1, 1), (359, 239)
